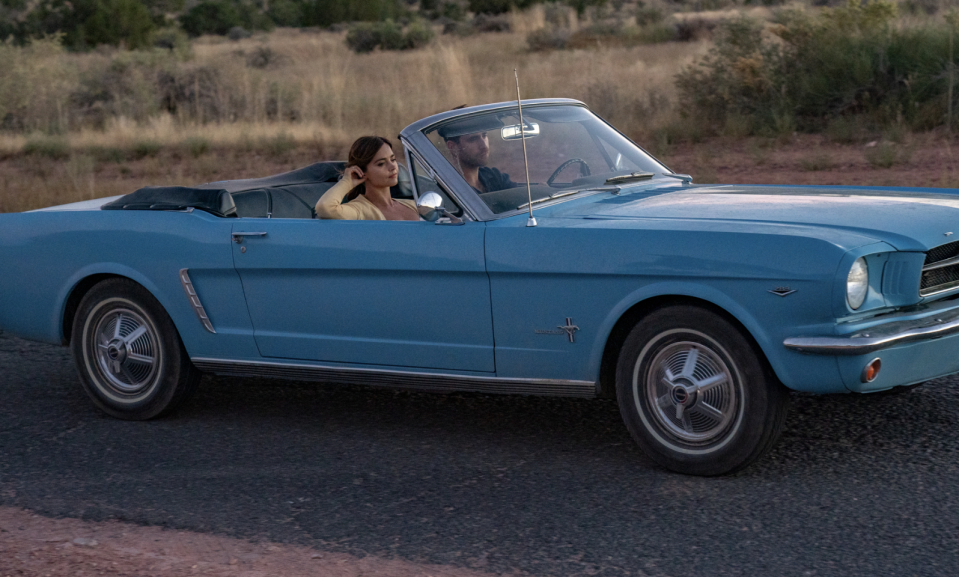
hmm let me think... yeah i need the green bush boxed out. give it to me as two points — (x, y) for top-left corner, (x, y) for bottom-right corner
(179, 0), (242, 36)
(345, 19), (434, 52)
(89, 145), (128, 162)
(864, 141), (912, 167)
(635, 5), (664, 26)
(527, 26), (570, 50)
(184, 137), (210, 158)
(677, 0), (959, 134)
(300, 0), (406, 28)
(23, 137), (70, 159)
(132, 139), (161, 159)
(14, 0), (155, 50)
(267, 0), (303, 27)
(262, 132), (296, 157)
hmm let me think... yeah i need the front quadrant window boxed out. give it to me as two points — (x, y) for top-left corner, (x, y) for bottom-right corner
(423, 104), (668, 214)
(410, 155), (464, 218)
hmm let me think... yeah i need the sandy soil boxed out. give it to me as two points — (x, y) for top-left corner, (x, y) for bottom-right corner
(661, 132), (959, 188)
(0, 507), (499, 577)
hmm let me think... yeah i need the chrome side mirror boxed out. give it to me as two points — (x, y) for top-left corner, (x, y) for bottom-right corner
(416, 192), (463, 225)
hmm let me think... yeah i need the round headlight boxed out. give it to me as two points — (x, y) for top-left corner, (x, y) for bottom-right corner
(847, 257), (869, 310)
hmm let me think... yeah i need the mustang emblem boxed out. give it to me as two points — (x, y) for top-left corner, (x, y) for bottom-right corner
(768, 287), (797, 297)
(535, 318), (580, 342)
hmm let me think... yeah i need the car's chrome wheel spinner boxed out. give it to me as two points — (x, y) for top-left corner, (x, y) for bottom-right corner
(91, 305), (160, 397)
(642, 341), (737, 445)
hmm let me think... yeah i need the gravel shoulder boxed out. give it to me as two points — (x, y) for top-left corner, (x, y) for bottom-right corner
(0, 506), (496, 577)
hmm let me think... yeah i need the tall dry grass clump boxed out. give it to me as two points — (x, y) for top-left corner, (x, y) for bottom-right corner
(0, 22), (706, 151)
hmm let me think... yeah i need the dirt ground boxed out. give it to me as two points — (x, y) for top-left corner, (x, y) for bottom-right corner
(0, 507), (499, 577)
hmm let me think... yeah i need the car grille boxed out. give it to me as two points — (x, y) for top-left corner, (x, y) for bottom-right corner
(921, 240), (959, 296)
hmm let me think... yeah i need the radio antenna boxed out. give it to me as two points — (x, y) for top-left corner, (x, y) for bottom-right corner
(514, 69), (536, 227)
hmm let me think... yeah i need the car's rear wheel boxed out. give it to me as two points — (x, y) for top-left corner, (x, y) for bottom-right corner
(71, 278), (200, 420)
(616, 305), (789, 476)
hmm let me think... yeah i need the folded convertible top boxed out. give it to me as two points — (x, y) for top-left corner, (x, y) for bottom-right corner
(101, 186), (237, 217)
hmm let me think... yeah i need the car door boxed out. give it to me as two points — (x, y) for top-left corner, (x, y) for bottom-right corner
(230, 217), (495, 373)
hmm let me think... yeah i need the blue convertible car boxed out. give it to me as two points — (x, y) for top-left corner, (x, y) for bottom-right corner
(3, 99), (959, 475)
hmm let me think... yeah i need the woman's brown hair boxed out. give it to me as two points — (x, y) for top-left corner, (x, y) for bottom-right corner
(344, 136), (393, 202)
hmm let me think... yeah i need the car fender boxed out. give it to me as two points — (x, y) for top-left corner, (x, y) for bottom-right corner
(56, 262), (182, 343)
(588, 280), (776, 378)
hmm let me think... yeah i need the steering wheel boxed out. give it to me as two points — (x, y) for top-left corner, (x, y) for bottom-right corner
(547, 158), (591, 186)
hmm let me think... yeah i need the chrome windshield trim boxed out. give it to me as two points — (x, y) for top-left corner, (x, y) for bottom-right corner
(191, 357), (597, 398)
(784, 307), (959, 355)
(179, 269), (215, 334)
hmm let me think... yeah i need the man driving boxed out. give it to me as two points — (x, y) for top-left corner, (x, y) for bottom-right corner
(440, 123), (520, 194)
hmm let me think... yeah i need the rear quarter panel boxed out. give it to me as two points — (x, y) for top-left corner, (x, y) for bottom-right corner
(0, 209), (257, 360)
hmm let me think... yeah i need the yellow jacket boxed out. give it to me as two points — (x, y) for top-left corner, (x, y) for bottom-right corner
(315, 179), (418, 220)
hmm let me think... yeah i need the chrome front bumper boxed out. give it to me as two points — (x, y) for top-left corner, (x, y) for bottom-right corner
(784, 306), (959, 355)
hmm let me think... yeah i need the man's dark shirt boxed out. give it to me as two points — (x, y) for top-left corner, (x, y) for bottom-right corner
(476, 167), (520, 194)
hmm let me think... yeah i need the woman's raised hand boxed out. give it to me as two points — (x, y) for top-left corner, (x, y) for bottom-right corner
(343, 165), (366, 186)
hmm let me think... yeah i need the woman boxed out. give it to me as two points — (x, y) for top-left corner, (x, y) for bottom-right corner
(315, 136), (419, 221)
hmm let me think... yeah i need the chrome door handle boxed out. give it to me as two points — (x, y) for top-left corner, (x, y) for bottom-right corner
(232, 232), (267, 244)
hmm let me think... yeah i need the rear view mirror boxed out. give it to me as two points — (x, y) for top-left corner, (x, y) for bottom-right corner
(501, 122), (540, 141)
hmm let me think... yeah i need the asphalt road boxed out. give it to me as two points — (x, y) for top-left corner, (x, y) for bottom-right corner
(2, 332), (959, 576)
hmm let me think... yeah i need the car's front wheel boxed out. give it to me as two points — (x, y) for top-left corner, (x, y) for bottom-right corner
(616, 305), (789, 476)
(71, 278), (200, 420)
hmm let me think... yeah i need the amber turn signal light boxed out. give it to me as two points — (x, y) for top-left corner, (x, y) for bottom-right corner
(861, 358), (882, 383)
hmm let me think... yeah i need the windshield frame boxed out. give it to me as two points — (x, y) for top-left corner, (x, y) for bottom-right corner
(400, 99), (673, 221)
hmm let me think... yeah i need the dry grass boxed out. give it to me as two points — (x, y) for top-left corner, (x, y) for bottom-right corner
(1, 14), (708, 150)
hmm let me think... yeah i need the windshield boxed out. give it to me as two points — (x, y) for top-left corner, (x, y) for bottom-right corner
(423, 104), (668, 214)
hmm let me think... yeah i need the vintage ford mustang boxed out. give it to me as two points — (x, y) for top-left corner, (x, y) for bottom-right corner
(2, 99), (959, 475)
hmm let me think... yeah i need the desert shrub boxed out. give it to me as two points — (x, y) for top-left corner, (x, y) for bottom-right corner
(13, 0), (155, 50)
(227, 25), (252, 39)
(267, 0), (303, 26)
(404, 19), (435, 48)
(472, 13), (511, 32)
(262, 132), (296, 157)
(345, 19), (434, 52)
(635, 4), (664, 26)
(864, 141), (911, 167)
(180, 0), (242, 36)
(300, 0), (407, 28)
(184, 137), (211, 157)
(825, 115), (869, 143)
(152, 27), (191, 55)
(799, 150), (836, 171)
(246, 45), (285, 68)
(673, 17), (716, 41)
(527, 26), (571, 50)
(89, 145), (128, 162)
(677, 0), (959, 134)
(132, 139), (162, 159)
(79, 0), (156, 49)
(468, 0), (513, 14)
(23, 137), (70, 159)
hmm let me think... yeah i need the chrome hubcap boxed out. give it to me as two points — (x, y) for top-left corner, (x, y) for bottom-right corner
(645, 341), (736, 444)
(93, 308), (159, 395)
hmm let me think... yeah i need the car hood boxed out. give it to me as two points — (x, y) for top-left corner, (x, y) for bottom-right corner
(555, 184), (959, 252)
